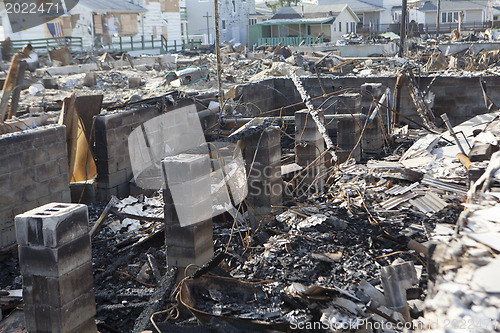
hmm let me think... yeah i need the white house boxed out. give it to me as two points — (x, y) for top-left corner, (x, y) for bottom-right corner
(299, 0), (384, 33)
(130, 0), (185, 44)
(408, 0), (488, 33)
(185, 0), (256, 44)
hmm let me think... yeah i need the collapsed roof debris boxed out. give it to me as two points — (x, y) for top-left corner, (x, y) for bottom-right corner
(1, 34), (500, 333)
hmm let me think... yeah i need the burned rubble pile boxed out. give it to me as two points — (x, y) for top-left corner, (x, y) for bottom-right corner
(1, 39), (500, 333)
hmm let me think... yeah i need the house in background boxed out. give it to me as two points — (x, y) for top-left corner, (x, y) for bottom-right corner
(72, 0), (148, 47)
(130, 0), (186, 45)
(408, 0), (489, 34)
(185, 0), (256, 45)
(360, 0), (407, 33)
(0, 0), (185, 51)
(299, 0), (384, 34)
(248, 4), (359, 46)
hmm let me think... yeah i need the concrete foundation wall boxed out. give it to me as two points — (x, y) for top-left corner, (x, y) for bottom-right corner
(254, 76), (500, 127)
(94, 106), (162, 201)
(0, 125), (71, 248)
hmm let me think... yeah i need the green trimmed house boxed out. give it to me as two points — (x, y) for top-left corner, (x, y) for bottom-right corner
(248, 4), (359, 46)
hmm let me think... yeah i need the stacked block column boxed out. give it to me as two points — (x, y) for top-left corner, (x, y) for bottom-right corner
(244, 126), (283, 227)
(15, 203), (96, 333)
(294, 111), (325, 193)
(0, 125), (70, 248)
(162, 154), (214, 269)
(336, 93), (363, 162)
(94, 106), (161, 201)
(337, 92), (362, 114)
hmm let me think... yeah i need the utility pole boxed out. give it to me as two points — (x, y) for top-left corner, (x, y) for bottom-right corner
(203, 12), (212, 44)
(399, 0), (407, 57)
(214, 0), (224, 111)
(436, 0), (441, 38)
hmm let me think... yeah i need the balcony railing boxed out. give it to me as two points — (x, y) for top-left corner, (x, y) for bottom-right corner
(11, 37), (83, 53)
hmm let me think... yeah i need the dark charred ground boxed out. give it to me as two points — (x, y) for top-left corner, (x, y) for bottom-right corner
(0, 195), (462, 332)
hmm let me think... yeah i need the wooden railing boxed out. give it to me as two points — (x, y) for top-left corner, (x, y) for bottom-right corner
(257, 36), (323, 46)
(11, 37), (83, 53)
(160, 35), (202, 53)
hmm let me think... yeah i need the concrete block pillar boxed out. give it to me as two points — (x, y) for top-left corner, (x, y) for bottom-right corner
(337, 93), (362, 114)
(362, 119), (385, 156)
(15, 203), (97, 333)
(361, 83), (385, 114)
(337, 118), (362, 162)
(294, 110), (325, 193)
(162, 154), (214, 269)
(243, 126), (282, 227)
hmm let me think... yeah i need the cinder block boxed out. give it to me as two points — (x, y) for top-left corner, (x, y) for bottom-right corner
(18, 234), (92, 278)
(168, 177), (211, 206)
(165, 219), (213, 248)
(363, 120), (385, 155)
(295, 110), (325, 142)
(15, 203), (89, 248)
(337, 119), (362, 162)
(22, 262), (94, 307)
(21, 149), (48, 166)
(166, 241), (214, 268)
(35, 161), (61, 182)
(243, 126), (281, 154)
(128, 77), (142, 89)
(337, 93), (362, 114)
(162, 154), (210, 185)
(361, 83), (385, 100)
(24, 289), (96, 333)
(250, 145), (281, 165)
(247, 161), (281, 178)
(469, 143), (498, 162)
(23, 183), (50, 202)
(96, 169), (129, 188)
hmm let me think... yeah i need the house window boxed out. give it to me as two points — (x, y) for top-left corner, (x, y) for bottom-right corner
(441, 11), (460, 23)
(346, 22), (348, 32)
(351, 22), (355, 32)
(339, 21), (341, 32)
(307, 25), (311, 35)
(222, 20), (226, 29)
(249, 19), (257, 25)
(393, 12), (400, 22)
(232, 0), (236, 12)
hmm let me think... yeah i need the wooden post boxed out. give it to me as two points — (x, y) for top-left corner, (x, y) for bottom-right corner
(214, 0), (224, 110)
(0, 44), (32, 123)
(7, 61), (27, 120)
(399, 0), (407, 57)
(436, 0), (441, 37)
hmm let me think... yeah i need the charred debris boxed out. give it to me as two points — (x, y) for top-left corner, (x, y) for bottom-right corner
(0, 41), (500, 333)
